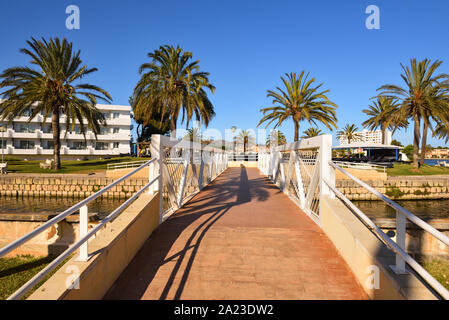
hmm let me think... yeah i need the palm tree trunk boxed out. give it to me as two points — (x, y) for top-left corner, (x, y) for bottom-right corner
(381, 124), (386, 145)
(170, 118), (176, 138)
(294, 121), (299, 141)
(421, 121), (428, 166)
(52, 107), (61, 170)
(413, 115), (421, 168)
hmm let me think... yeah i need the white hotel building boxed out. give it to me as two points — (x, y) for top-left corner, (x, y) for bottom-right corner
(338, 129), (392, 146)
(0, 102), (131, 160)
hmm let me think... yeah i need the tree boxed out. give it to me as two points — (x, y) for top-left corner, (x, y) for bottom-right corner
(258, 71), (338, 141)
(337, 124), (360, 145)
(0, 37), (112, 169)
(391, 139), (403, 147)
(234, 129), (255, 153)
(362, 96), (406, 144)
(184, 127), (203, 142)
(378, 58), (449, 168)
(266, 130), (286, 148)
(301, 127), (322, 138)
(402, 144), (414, 161)
(133, 45), (215, 137)
(130, 95), (170, 143)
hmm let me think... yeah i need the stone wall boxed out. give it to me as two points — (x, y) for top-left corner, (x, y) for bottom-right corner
(0, 175), (148, 199)
(337, 178), (449, 200)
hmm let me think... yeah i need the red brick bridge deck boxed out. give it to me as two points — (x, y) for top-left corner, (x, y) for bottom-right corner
(104, 167), (367, 300)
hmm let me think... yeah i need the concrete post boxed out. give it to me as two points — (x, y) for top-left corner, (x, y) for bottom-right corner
(150, 134), (163, 224)
(319, 134), (335, 199)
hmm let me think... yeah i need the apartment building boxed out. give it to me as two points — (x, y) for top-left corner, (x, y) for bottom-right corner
(425, 148), (449, 159)
(0, 103), (131, 160)
(338, 129), (392, 146)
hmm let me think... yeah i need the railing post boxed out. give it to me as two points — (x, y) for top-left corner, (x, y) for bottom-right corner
(392, 210), (408, 274)
(150, 134), (163, 224)
(319, 134), (335, 198)
(78, 205), (89, 261)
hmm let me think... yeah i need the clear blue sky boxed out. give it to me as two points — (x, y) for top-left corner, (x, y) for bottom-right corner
(1, 0), (449, 146)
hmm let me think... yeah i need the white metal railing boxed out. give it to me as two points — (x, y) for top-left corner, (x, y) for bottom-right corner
(150, 135), (229, 222)
(258, 135), (334, 224)
(332, 160), (387, 173)
(258, 134), (449, 299)
(325, 161), (449, 300)
(0, 158), (157, 300)
(106, 160), (148, 171)
(0, 134), (229, 300)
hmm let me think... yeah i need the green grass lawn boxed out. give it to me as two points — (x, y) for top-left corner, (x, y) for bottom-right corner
(4, 156), (143, 174)
(422, 259), (449, 291)
(0, 255), (53, 300)
(387, 163), (449, 176)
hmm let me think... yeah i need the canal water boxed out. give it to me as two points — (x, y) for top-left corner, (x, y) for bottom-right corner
(353, 199), (449, 219)
(0, 196), (448, 220)
(0, 197), (124, 218)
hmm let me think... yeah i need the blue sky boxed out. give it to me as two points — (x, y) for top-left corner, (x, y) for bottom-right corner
(1, 0), (449, 146)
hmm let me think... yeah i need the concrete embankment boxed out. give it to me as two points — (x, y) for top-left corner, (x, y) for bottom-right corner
(337, 175), (449, 200)
(0, 174), (147, 199)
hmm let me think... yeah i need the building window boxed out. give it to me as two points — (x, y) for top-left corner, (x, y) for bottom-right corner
(18, 140), (35, 149)
(95, 142), (109, 150)
(14, 123), (34, 133)
(42, 124), (52, 133)
(113, 142), (120, 149)
(112, 127), (119, 134)
(72, 141), (86, 150)
(100, 127), (109, 135)
(112, 112), (120, 119)
(42, 141), (54, 149)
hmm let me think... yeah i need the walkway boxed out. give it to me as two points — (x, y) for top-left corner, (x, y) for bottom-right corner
(104, 167), (367, 300)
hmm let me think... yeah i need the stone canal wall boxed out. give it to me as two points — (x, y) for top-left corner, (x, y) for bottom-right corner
(0, 175), (147, 199)
(336, 176), (449, 200)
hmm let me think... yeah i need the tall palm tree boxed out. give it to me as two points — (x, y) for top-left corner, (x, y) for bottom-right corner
(418, 83), (449, 165)
(266, 129), (287, 147)
(258, 71), (338, 141)
(0, 37), (112, 169)
(184, 127), (203, 142)
(133, 45), (215, 137)
(378, 58), (449, 168)
(362, 96), (406, 144)
(234, 129), (255, 153)
(301, 127), (322, 139)
(337, 124), (360, 145)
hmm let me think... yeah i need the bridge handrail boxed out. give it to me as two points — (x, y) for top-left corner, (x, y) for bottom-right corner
(106, 160), (149, 171)
(327, 161), (449, 299)
(332, 160), (387, 172)
(1, 158), (158, 300)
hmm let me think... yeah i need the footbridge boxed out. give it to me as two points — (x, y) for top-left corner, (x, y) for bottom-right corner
(1, 135), (449, 300)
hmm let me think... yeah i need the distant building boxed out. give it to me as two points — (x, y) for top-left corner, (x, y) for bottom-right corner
(338, 129), (392, 146)
(0, 103), (131, 160)
(425, 148), (449, 159)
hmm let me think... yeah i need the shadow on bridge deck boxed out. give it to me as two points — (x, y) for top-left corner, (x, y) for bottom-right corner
(104, 166), (367, 300)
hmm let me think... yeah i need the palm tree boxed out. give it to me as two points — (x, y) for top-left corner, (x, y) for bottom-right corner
(378, 58), (449, 168)
(184, 127), (203, 142)
(133, 45), (215, 137)
(337, 124), (360, 145)
(301, 127), (322, 139)
(0, 37), (112, 169)
(266, 130), (287, 147)
(234, 129), (255, 153)
(258, 71), (338, 141)
(362, 96), (407, 144)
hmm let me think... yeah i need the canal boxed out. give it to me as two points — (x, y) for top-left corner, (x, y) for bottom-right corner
(353, 199), (449, 219)
(0, 197), (124, 219)
(0, 196), (448, 220)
